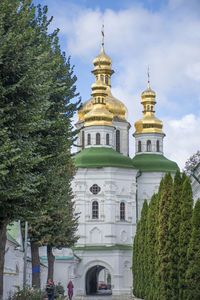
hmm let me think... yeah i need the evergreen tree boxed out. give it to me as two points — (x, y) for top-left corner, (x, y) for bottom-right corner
(146, 193), (159, 300)
(185, 199), (200, 300)
(137, 200), (148, 298)
(168, 170), (183, 299)
(157, 173), (173, 300)
(178, 178), (193, 300)
(132, 220), (141, 297)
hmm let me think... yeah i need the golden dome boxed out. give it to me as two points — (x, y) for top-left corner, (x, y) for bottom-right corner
(93, 44), (112, 70)
(134, 80), (164, 135)
(78, 36), (127, 126)
(78, 93), (127, 124)
(84, 102), (113, 127)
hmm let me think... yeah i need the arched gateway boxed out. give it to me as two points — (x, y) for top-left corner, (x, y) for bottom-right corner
(85, 265), (110, 295)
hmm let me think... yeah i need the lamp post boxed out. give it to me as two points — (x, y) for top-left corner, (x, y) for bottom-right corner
(23, 221), (28, 289)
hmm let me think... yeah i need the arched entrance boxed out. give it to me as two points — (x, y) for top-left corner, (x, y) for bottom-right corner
(85, 265), (112, 295)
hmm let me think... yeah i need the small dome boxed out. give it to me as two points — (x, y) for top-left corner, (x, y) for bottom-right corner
(93, 45), (112, 68)
(132, 153), (179, 173)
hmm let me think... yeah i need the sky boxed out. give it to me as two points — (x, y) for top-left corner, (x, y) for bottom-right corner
(34, 0), (200, 170)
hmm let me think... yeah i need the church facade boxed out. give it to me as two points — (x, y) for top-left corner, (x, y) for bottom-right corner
(70, 40), (179, 296)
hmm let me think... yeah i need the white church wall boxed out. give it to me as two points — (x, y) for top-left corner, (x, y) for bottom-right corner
(72, 166), (137, 247)
(73, 249), (132, 296)
(134, 132), (164, 154)
(113, 121), (130, 156)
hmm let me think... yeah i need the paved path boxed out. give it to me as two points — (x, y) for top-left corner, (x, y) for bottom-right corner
(71, 296), (142, 300)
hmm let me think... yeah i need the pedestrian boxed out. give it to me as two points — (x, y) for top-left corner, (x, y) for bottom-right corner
(46, 278), (55, 300)
(67, 280), (74, 300)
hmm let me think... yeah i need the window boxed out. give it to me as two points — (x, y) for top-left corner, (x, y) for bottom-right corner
(120, 202), (125, 220)
(101, 75), (104, 82)
(92, 201), (99, 219)
(106, 133), (109, 145)
(90, 184), (101, 195)
(156, 140), (160, 152)
(98, 97), (100, 103)
(105, 75), (108, 85)
(138, 140), (142, 152)
(116, 130), (120, 152)
(82, 131), (85, 150)
(151, 106), (153, 111)
(147, 105), (150, 111)
(87, 134), (91, 145)
(96, 133), (100, 145)
(147, 140), (151, 152)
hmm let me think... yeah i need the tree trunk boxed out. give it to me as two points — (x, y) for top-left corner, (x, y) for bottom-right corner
(31, 241), (40, 289)
(47, 245), (55, 281)
(0, 222), (8, 300)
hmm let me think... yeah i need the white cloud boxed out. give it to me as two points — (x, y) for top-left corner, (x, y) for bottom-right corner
(164, 114), (200, 170)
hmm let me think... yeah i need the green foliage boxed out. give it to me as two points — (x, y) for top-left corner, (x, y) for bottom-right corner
(9, 287), (45, 300)
(54, 282), (65, 298)
(132, 200), (148, 298)
(146, 193), (159, 300)
(158, 173), (173, 300)
(178, 178), (193, 300)
(168, 170), (183, 299)
(185, 199), (200, 300)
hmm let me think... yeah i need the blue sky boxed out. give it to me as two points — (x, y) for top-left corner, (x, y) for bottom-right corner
(34, 0), (200, 169)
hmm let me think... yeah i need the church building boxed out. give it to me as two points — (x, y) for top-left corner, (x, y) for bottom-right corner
(71, 38), (179, 297)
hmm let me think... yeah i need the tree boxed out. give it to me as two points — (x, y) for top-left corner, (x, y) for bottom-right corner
(136, 200), (148, 298)
(178, 178), (193, 300)
(132, 220), (141, 297)
(168, 170), (183, 299)
(184, 150), (200, 176)
(0, 0), (79, 296)
(146, 193), (159, 300)
(185, 199), (200, 300)
(157, 173), (173, 300)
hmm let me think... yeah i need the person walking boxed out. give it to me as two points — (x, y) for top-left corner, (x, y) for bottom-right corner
(67, 280), (74, 300)
(46, 278), (55, 300)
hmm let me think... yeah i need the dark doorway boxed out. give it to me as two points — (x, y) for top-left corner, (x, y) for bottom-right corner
(85, 265), (112, 296)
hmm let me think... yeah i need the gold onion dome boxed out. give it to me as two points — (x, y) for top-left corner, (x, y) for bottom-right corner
(78, 36), (127, 125)
(134, 80), (164, 135)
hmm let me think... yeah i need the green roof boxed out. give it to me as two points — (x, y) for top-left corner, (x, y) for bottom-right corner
(75, 147), (135, 169)
(6, 232), (20, 246)
(72, 244), (132, 251)
(132, 154), (179, 173)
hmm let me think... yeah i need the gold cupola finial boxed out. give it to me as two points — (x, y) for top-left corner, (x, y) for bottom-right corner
(134, 74), (164, 135)
(147, 65), (150, 89)
(92, 26), (114, 93)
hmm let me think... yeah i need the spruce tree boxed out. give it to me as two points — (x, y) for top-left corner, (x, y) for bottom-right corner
(178, 178), (193, 300)
(158, 173), (173, 300)
(185, 199), (200, 300)
(168, 170), (183, 299)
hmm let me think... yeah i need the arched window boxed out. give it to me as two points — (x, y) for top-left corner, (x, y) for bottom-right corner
(96, 133), (100, 145)
(87, 134), (91, 145)
(147, 140), (151, 152)
(106, 133), (109, 145)
(98, 97), (100, 103)
(156, 140), (160, 152)
(138, 141), (142, 152)
(92, 201), (99, 219)
(147, 105), (150, 111)
(82, 131), (85, 150)
(101, 75), (104, 82)
(116, 130), (120, 152)
(151, 106), (153, 111)
(105, 75), (108, 85)
(120, 202), (125, 220)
